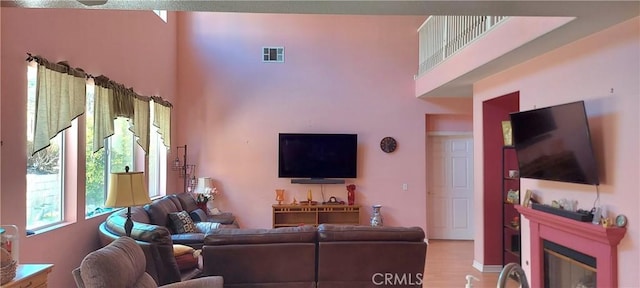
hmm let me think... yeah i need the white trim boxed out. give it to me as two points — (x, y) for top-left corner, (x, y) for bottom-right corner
(416, 15), (434, 32)
(427, 131), (473, 136)
(472, 260), (503, 273)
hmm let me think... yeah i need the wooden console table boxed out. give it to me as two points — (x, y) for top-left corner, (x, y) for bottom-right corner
(2, 264), (53, 288)
(272, 204), (360, 228)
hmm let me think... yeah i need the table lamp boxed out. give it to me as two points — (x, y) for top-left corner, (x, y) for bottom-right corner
(105, 166), (151, 237)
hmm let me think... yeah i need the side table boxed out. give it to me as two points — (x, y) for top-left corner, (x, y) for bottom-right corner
(2, 263), (53, 288)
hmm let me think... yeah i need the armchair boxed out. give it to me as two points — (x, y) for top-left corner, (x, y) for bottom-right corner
(73, 236), (223, 288)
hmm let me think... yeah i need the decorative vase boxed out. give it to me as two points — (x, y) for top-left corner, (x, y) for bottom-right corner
(370, 205), (383, 227)
(346, 184), (356, 206)
(197, 202), (209, 215)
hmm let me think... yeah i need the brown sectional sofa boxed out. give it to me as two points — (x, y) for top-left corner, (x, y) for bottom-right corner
(202, 224), (427, 288)
(99, 193), (238, 286)
(316, 224), (427, 288)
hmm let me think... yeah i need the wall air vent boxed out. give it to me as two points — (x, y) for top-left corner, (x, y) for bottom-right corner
(263, 47), (284, 63)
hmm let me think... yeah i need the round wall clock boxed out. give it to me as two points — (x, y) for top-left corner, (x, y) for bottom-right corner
(615, 214), (627, 228)
(380, 137), (397, 153)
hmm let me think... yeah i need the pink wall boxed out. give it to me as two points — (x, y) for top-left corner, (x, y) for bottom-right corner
(473, 17), (639, 286)
(0, 8), (177, 287)
(175, 12), (464, 229)
(426, 114), (473, 132)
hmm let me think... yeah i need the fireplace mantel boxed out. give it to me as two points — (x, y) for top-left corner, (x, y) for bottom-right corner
(516, 205), (627, 287)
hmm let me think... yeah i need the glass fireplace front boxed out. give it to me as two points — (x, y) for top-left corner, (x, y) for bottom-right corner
(543, 240), (597, 288)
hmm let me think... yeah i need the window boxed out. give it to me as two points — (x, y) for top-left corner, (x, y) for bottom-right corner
(153, 10), (167, 22)
(85, 84), (135, 217)
(148, 101), (167, 198)
(26, 65), (64, 230)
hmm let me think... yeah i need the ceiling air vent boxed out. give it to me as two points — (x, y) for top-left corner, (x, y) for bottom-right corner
(263, 47), (284, 63)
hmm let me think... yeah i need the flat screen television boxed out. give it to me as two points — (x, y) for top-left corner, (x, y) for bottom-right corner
(509, 101), (599, 185)
(278, 133), (357, 179)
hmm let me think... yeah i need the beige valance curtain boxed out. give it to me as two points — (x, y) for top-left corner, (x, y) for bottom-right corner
(94, 76), (153, 154)
(27, 54), (173, 154)
(92, 80), (115, 153)
(131, 96), (150, 154)
(152, 96), (172, 149)
(29, 56), (87, 155)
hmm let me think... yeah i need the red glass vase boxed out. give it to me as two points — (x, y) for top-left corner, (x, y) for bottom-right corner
(196, 202), (209, 215)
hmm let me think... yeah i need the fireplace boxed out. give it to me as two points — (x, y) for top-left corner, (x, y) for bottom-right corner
(544, 240), (596, 288)
(516, 206), (626, 287)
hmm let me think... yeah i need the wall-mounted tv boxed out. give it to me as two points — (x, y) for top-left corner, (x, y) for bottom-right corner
(510, 101), (600, 185)
(278, 133), (357, 179)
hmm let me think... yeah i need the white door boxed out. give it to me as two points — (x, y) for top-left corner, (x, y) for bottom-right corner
(427, 135), (474, 240)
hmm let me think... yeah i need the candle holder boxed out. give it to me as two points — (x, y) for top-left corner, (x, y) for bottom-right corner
(172, 145), (196, 193)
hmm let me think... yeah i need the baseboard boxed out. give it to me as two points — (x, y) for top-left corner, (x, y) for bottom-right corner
(472, 260), (503, 273)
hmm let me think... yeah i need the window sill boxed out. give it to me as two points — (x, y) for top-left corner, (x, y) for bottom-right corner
(26, 221), (74, 237)
(85, 207), (116, 219)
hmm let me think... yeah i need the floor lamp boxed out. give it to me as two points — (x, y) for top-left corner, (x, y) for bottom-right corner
(105, 166), (151, 237)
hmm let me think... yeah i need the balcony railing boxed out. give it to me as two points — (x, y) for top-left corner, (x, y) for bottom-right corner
(417, 15), (508, 76)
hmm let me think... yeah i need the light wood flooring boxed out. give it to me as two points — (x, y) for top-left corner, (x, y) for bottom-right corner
(423, 240), (521, 288)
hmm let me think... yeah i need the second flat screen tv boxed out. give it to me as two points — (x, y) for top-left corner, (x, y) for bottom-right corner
(510, 101), (599, 185)
(278, 133), (357, 179)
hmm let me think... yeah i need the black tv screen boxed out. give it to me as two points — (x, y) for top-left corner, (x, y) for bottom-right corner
(278, 133), (357, 179)
(510, 101), (599, 185)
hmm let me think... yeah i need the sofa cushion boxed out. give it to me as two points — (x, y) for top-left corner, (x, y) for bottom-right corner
(195, 222), (220, 234)
(105, 211), (172, 245)
(189, 209), (208, 222)
(145, 196), (181, 227)
(127, 206), (151, 224)
(171, 233), (206, 248)
(205, 212), (236, 225)
(169, 211), (198, 234)
(173, 244), (195, 256)
(317, 224), (425, 242)
(176, 193), (199, 212)
(204, 225), (316, 245)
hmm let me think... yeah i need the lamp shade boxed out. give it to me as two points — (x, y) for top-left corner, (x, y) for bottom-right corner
(195, 177), (214, 193)
(105, 172), (151, 208)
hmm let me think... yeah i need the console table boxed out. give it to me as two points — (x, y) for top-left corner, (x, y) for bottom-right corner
(2, 263), (53, 288)
(272, 204), (360, 228)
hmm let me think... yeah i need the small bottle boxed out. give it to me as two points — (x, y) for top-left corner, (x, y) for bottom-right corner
(465, 275), (479, 288)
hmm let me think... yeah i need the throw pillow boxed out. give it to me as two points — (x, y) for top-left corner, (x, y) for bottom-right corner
(173, 244), (195, 257)
(169, 211), (198, 234)
(175, 253), (198, 271)
(195, 222), (221, 234)
(189, 209), (208, 222)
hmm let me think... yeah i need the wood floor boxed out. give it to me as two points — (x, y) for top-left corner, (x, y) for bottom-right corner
(423, 240), (521, 288)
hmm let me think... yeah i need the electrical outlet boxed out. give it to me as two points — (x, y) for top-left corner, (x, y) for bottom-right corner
(402, 183), (408, 191)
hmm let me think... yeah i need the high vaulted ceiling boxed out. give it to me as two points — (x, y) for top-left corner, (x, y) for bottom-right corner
(4, 1), (638, 97)
(3, 1), (638, 18)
